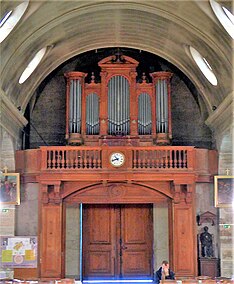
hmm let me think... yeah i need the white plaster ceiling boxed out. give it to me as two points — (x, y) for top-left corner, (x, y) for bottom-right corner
(0, 0), (233, 114)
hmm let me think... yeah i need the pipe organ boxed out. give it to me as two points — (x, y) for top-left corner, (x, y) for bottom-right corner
(65, 54), (173, 146)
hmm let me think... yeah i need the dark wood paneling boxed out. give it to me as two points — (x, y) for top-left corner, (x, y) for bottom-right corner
(173, 204), (196, 277)
(40, 204), (62, 278)
(83, 205), (116, 278)
(121, 205), (153, 278)
(83, 204), (153, 279)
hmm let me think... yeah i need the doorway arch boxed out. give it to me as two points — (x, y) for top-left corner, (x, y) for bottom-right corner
(63, 181), (172, 280)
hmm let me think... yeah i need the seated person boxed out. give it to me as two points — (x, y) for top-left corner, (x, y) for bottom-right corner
(155, 260), (175, 283)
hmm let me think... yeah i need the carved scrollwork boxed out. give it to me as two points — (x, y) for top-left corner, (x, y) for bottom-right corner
(108, 183), (126, 198)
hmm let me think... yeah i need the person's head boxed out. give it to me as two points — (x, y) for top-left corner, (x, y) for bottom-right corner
(204, 226), (208, 232)
(162, 260), (169, 270)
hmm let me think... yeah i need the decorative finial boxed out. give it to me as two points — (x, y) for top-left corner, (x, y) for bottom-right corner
(111, 48), (125, 63)
(91, 72), (95, 83)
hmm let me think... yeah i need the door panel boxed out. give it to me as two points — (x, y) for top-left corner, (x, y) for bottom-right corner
(83, 204), (153, 279)
(83, 205), (116, 278)
(121, 205), (153, 278)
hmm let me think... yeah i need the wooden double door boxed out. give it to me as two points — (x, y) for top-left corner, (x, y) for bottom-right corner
(83, 204), (153, 280)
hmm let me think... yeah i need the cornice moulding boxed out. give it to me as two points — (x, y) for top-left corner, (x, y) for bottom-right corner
(205, 92), (233, 135)
(0, 89), (28, 139)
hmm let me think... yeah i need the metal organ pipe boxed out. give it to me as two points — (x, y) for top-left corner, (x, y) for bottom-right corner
(138, 93), (151, 135)
(164, 80), (168, 133)
(156, 79), (168, 133)
(69, 80), (73, 133)
(108, 76), (130, 136)
(126, 78), (130, 134)
(69, 79), (82, 134)
(156, 82), (160, 133)
(86, 93), (99, 135)
(73, 79), (77, 133)
(77, 80), (82, 133)
(160, 79), (164, 133)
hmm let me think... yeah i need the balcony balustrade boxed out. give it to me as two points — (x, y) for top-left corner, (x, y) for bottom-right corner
(39, 146), (195, 171)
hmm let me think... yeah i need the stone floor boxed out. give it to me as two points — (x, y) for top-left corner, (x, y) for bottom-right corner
(81, 280), (153, 284)
(81, 281), (153, 284)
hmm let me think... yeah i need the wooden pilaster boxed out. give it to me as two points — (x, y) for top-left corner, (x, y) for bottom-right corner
(39, 182), (63, 279)
(172, 182), (197, 278)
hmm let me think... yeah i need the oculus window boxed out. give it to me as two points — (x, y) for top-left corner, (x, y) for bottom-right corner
(189, 46), (218, 86)
(19, 47), (47, 84)
(210, 0), (234, 39)
(0, 1), (29, 43)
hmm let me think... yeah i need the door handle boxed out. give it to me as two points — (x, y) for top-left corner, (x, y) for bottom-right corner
(121, 245), (128, 250)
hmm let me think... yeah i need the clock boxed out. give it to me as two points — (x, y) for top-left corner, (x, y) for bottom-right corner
(110, 152), (125, 167)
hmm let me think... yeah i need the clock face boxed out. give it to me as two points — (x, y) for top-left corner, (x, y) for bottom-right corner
(110, 152), (125, 167)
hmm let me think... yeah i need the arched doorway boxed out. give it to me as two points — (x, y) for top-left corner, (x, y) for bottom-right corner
(63, 182), (171, 280)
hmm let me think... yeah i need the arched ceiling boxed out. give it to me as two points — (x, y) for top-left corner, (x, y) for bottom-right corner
(0, 0), (233, 114)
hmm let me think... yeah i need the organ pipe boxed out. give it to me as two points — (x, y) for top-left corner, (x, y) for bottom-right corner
(151, 73), (172, 134)
(86, 93), (99, 135)
(138, 93), (152, 135)
(108, 75), (130, 136)
(69, 79), (82, 133)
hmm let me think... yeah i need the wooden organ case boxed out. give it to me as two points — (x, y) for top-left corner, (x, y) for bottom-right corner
(65, 54), (173, 146)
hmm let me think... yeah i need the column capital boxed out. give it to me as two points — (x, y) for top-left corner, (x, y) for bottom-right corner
(40, 181), (62, 204)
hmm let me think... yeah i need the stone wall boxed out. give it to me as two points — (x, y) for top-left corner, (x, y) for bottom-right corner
(15, 183), (38, 236)
(65, 204), (80, 278)
(171, 76), (212, 148)
(219, 208), (233, 278)
(153, 203), (169, 271)
(218, 131), (233, 278)
(30, 75), (66, 148)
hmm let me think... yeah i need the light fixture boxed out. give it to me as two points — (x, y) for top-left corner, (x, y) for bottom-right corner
(19, 47), (48, 84)
(210, 0), (234, 39)
(0, 1), (29, 43)
(189, 46), (218, 86)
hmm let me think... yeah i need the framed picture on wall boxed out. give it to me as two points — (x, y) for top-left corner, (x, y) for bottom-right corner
(0, 173), (20, 205)
(214, 175), (234, 208)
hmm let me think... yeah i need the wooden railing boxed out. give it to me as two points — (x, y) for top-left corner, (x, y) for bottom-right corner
(132, 148), (188, 169)
(45, 147), (102, 170)
(40, 146), (195, 171)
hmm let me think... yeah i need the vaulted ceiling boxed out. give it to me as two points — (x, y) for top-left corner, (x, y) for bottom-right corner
(0, 0), (233, 116)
